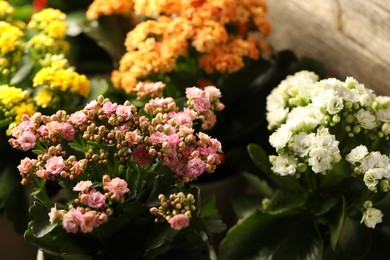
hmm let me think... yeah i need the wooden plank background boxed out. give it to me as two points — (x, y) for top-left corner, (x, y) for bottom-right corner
(267, 0), (390, 95)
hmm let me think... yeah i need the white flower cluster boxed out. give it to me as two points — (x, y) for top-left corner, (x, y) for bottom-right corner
(361, 201), (383, 229)
(266, 71), (390, 177)
(346, 145), (390, 192)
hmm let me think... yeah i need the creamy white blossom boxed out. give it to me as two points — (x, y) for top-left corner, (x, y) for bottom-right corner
(269, 126), (292, 149)
(270, 154), (297, 176)
(361, 207), (383, 229)
(293, 132), (314, 157)
(355, 109), (377, 130)
(346, 145), (369, 164)
(308, 147), (333, 173)
(376, 108), (390, 123)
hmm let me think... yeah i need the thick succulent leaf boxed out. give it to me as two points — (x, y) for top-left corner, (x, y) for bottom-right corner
(219, 210), (323, 260)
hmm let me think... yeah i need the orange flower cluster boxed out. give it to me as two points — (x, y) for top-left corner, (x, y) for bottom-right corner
(86, 0), (133, 20)
(87, 0), (272, 93)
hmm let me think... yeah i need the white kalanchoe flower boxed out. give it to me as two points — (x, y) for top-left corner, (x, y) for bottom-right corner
(293, 132), (314, 157)
(355, 108), (377, 130)
(269, 126), (292, 149)
(361, 205), (383, 229)
(346, 145), (369, 164)
(270, 154), (297, 176)
(376, 108), (390, 123)
(308, 147), (334, 174)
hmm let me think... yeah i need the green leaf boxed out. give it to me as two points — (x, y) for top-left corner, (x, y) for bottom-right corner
(232, 194), (262, 219)
(29, 201), (57, 238)
(86, 77), (110, 102)
(329, 196), (347, 251)
(10, 55), (34, 86)
(219, 210), (323, 260)
(241, 171), (274, 197)
(337, 216), (371, 258)
(247, 143), (303, 192)
(200, 195), (219, 218)
(265, 190), (308, 215)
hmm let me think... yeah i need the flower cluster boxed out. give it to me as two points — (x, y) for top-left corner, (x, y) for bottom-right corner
(87, 0), (272, 93)
(10, 85), (223, 233)
(49, 175), (130, 234)
(266, 70), (390, 227)
(150, 192), (196, 231)
(0, 4), (90, 135)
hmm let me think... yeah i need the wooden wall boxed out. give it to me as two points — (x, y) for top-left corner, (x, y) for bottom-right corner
(267, 0), (390, 95)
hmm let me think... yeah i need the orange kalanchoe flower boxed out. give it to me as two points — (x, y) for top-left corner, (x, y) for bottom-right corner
(86, 0), (134, 20)
(87, 0), (272, 93)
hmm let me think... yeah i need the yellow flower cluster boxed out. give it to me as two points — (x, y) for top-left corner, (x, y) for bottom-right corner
(33, 65), (90, 108)
(87, 0), (272, 93)
(27, 8), (69, 62)
(0, 21), (24, 81)
(0, 84), (35, 135)
(0, 0), (13, 21)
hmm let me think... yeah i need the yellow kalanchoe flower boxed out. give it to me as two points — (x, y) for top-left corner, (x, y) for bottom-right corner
(33, 66), (90, 97)
(0, 21), (24, 55)
(34, 88), (53, 108)
(28, 8), (67, 39)
(0, 0), (14, 20)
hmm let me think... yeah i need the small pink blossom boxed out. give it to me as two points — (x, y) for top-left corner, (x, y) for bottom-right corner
(192, 96), (211, 113)
(150, 132), (169, 144)
(69, 111), (87, 125)
(73, 180), (93, 192)
(46, 121), (63, 136)
(106, 177), (130, 196)
(37, 125), (48, 136)
(167, 133), (182, 147)
(85, 190), (106, 209)
(61, 123), (75, 140)
(11, 119), (34, 138)
(204, 86), (222, 98)
(169, 111), (194, 127)
(85, 100), (98, 110)
(168, 214), (190, 230)
(17, 131), (36, 151)
(62, 208), (82, 233)
(79, 211), (98, 233)
(35, 168), (49, 178)
(162, 148), (179, 169)
(125, 130), (141, 145)
(133, 145), (153, 165)
(185, 87), (203, 99)
(116, 105), (132, 121)
(48, 205), (64, 224)
(17, 157), (36, 173)
(185, 157), (206, 177)
(45, 156), (65, 174)
(102, 101), (117, 115)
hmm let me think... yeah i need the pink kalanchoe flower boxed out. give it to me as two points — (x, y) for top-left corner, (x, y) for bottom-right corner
(46, 121), (63, 136)
(73, 180), (93, 192)
(192, 96), (211, 113)
(150, 132), (169, 144)
(18, 157), (36, 173)
(11, 119), (34, 138)
(168, 214), (190, 230)
(37, 125), (48, 136)
(48, 205), (64, 224)
(204, 86), (222, 99)
(45, 156), (65, 174)
(102, 101), (117, 115)
(167, 133), (182, 147)
(106, 177), (130, 196)
(79, 211), (98, 233)
(125, 130), (141, 145)
(185, 157), (206, 177)
(16, 131), (36, 151)
(116, 104), (132, 121)
(62, 208), (83, 234)
(35, 168), (49, 178)
(85, 100), (99, 110)
(169, 111), (194, 127)
(61, 123), (76, 141)
(69, 111), (87, 125)
(133, 144), (153, 165)
(185, 87), (203, 99)
(85, 190), (106, 209)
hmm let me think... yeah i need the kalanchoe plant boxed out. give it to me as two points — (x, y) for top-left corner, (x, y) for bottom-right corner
(220, 71), (390, 259)
(9, 84), (225, 259)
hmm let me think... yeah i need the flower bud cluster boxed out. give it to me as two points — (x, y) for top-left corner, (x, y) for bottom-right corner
(10, 88), (223, 184)
(49, 175), (130, 234)
(149, 192), (196, 230)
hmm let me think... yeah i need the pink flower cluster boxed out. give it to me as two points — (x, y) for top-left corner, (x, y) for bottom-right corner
(49, 175), (130, 234)
(150, 192), (195, 231)
(10, 86), (223, 185)
(133, 81), (165, 100)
